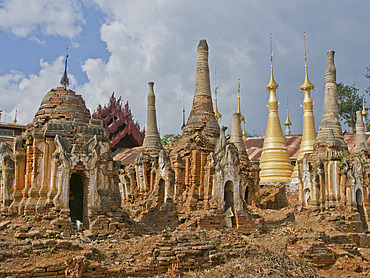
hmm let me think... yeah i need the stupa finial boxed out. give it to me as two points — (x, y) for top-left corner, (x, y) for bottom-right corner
(266, 33), (278, 90)
(60, 45), (69, 89)
(214, 68), (222, 122)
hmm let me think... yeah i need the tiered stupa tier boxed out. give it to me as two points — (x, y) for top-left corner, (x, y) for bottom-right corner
(316, 50), (347, 149)
(142, 82), (163, 151)
(259, 55), (293, 183)
(291, 50), (316, 183)
(177, 40), (220, 153)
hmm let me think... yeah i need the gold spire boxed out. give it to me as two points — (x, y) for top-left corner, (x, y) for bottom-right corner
(291, 33), (317, 183)
(242, 121), (247, 138)
(266, 34), (279, 90)
(300, 57), (314, 92)
(266, 53), (279, 90)
(284, 104), (292, 125)
(214, 68), (222, 122)
(259, 33), (293, 183)
(237, 78), (246, 137)
(362, 93), (368, 115)
(237, 79), (245, 122)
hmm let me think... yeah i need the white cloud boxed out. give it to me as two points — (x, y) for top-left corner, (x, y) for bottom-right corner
(77, 0), (287, 135)
(0, 57), (78, 125)
(78, 0), (370, 136)
(0, 0), (84, 38)
(1, 0), (370, 137)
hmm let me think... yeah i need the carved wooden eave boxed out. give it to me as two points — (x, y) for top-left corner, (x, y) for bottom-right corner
(92, 92), (145, 150)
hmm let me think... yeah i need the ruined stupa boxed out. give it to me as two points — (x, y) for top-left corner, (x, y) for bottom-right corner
(118, 40), (260, 232)
(315, 50), (347, 149)
(0, 76), (121, 230)
(177, 40), (220, 153)
(142, 82), (163, 151)
(297, 50), (351, 210)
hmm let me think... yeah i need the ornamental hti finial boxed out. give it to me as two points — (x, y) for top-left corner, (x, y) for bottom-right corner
(60, 45), (69, 89)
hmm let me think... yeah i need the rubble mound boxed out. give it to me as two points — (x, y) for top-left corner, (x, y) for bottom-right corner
(255, 183), (289, 209)
(0, 207), (369, 277)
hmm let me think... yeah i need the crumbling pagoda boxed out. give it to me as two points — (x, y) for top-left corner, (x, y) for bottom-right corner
(118, 40), (259, 231)
(297, 50), (369, 231)
(0, 85), (121, 229)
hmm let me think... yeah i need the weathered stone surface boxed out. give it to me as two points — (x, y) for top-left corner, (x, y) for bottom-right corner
(0, 86), (121, 234)
(315, 50), (347, 149)
(142, 82), (162, 151)
(0, 220), (11, 230)
(255, 183), (289, 209)
(176, 40), (220, 152)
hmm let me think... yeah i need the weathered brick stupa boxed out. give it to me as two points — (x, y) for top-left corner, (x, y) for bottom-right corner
(92, 92), (144, 151)
(0, 85), (121, 229)
(297, 50), (349, 210)
(296, 51), (370, 232)
(142, 82), (163, 151)
(355, 110), (367, 152)
(176, 40), (220, 154)
(118, 82), (176, 227)
(118, 40), (260, 232)
(315, 50), (347, 149)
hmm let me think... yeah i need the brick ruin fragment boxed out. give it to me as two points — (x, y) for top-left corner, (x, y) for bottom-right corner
(0, 87), (121, 231)
(296, 50), (370, 232)
(118, 40), (260, 232)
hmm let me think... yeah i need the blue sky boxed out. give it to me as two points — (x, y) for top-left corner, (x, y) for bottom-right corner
(0, 0), (369, 136)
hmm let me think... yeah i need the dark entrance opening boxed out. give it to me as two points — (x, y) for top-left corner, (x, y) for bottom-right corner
(356, 189), (367, 230)
(244, 186), (250, 205)
(69, 173), (84, 224)
(224, 181), (236, 227)
(157, 178), (165, 209)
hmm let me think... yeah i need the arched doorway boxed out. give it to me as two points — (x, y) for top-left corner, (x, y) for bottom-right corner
(224, 181), (234, 211)
(69, 173), (84, 225)
(244, 186), (250, 205)
(224, 181), (236, 227)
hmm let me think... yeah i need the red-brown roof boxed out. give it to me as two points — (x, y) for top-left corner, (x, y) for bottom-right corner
(113, 147), (141, 165)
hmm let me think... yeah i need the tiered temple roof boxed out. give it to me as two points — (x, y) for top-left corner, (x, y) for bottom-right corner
(92, 92), (144, 151)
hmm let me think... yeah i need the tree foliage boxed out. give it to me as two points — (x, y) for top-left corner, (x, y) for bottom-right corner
(161, 134), (181, 145)
(337, 82), (363, 125)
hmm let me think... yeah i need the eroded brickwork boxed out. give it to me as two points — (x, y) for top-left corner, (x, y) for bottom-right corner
(0, 87), (121, 232)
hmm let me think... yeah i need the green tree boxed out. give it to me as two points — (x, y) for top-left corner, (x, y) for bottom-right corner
(365, 66), (370, 81)
(337, 82), (362, 125)
(161, 134), (181, 145)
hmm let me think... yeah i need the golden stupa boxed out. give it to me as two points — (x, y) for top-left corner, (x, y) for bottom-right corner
(284, 103), (292, 135)
(291, 43), (316, 183)
(284, 104), (292, 126)
(259, 48), (293, 183)
(362, 93), (368, 116)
